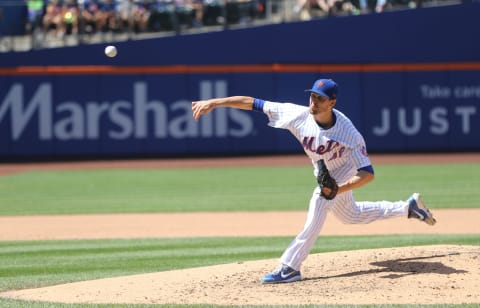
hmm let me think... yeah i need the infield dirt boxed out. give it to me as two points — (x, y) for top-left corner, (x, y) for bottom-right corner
(1, 153), (479, 305)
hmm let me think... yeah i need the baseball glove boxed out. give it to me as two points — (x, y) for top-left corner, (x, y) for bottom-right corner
(316, 159), (338, 200)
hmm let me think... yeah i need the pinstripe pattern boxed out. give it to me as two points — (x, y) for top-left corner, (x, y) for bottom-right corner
(330, 193), (408, 224)
(264, 101), (370, 183)
(263, 101), (409, 271)
(280, 187), (329, 270)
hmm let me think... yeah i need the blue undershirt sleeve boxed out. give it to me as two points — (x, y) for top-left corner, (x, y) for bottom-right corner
(253, 98), (265, 111)
(358, 165), (374, 174)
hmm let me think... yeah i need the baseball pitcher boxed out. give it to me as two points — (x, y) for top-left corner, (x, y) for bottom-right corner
(191, 78), (436, 283)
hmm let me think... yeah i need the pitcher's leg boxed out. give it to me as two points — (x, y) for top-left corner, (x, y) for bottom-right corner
(331, 192), (409, 224)
(280, 187), (329, 270)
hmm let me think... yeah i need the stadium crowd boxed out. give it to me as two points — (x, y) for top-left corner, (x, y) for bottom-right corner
(26, 0), (265, 37)
(23, 0), (431, 38)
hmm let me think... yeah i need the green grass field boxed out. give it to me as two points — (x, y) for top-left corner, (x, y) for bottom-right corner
(0, 162), (479, 307)
(1, 163), (479, 215)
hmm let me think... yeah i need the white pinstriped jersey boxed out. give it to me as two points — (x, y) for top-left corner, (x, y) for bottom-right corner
(262, 101), (371, 183)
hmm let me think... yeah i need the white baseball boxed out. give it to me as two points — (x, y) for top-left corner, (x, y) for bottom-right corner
(105, 45), (117, 58)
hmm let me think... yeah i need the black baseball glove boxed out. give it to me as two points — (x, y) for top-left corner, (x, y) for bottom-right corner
(316, 159), (339, 200)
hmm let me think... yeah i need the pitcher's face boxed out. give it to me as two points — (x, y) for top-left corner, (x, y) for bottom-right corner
(309, 93), (333, 115)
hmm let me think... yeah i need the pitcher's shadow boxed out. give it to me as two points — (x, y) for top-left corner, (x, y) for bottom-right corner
(305, 253), (468, 281)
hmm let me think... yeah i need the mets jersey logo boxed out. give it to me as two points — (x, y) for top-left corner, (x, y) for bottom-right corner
(360, 146), (369, 157)
(302, 137), (340, 155)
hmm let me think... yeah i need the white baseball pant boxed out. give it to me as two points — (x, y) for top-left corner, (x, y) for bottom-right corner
(280, 187), (409, 270)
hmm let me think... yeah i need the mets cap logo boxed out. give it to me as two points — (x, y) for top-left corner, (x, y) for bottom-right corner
(316, 81), (324, 89)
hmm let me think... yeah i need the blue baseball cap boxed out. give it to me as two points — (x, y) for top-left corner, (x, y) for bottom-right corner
(305, 79), (338, 100)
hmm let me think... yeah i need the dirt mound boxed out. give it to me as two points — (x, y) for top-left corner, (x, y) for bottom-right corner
(2, 245), (479, 305)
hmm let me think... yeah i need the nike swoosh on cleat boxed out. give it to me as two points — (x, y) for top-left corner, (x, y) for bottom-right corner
(412, 209), (425, 220)
(280, 271), (298, 279)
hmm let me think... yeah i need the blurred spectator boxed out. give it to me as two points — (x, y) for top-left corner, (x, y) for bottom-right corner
(43, 0), (65, 36)
(63, 0), (80, 34)
(226, 0), (257, 24)
(170, 0), (203, 28)
(358, 0), (387, 12)
(131, 0), (151, 33)
(99, 0), (118, 31)
(81, 0), (103, 33)
(116, 0), (134, 32)
(26, 0), (45, 33)
(187, 0), (204, 27)
(294, 0), (346, 19)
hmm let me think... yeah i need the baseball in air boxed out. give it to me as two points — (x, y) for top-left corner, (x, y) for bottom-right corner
(104, 45), (117, 58)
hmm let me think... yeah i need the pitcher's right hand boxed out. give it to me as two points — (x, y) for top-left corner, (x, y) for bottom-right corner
(192, 100), (215, 121)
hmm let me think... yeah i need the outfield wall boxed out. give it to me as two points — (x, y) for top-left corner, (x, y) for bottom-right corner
(0, 3), (479, 158)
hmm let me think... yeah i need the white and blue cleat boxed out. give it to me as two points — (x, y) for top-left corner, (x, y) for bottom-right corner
(262, 264), (302, 283)
(407, 193), (436, 226)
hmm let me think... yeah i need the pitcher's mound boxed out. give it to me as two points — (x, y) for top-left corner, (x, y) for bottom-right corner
(2, 245), (479, 305)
